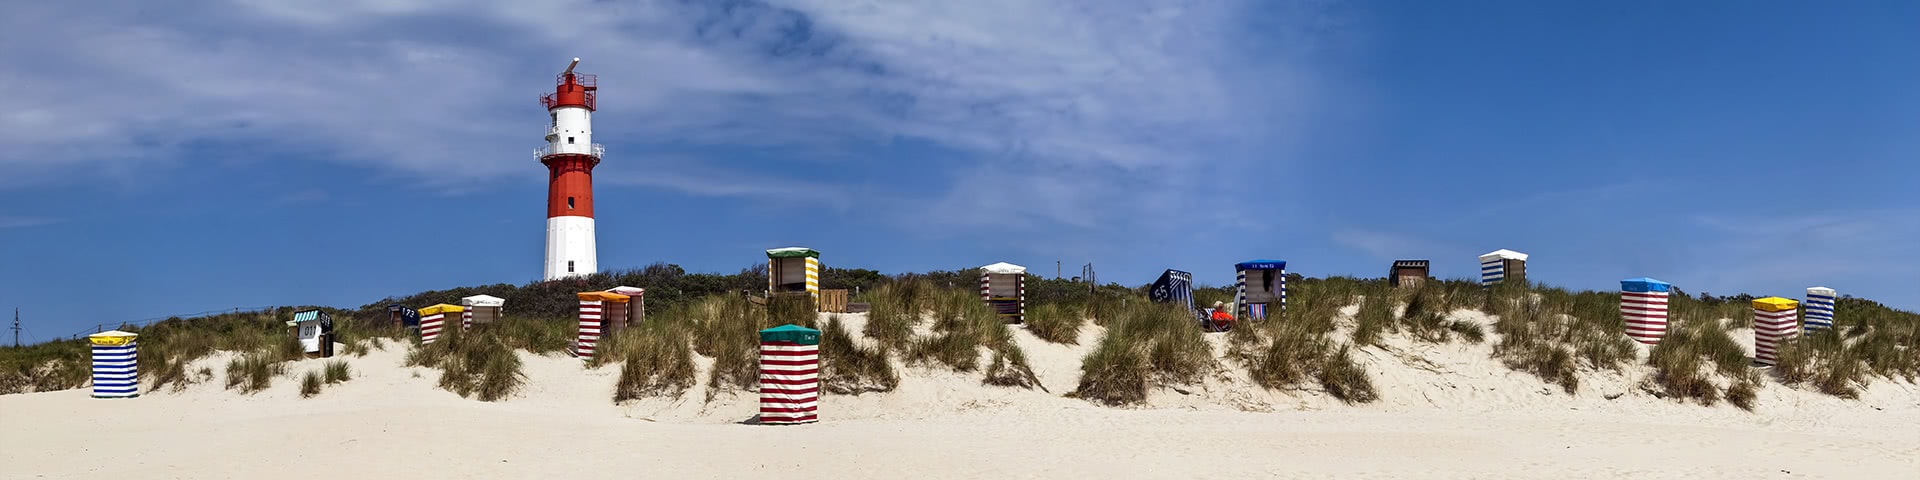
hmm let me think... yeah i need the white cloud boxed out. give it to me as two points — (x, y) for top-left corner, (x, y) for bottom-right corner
(0, 0), (1332, 226)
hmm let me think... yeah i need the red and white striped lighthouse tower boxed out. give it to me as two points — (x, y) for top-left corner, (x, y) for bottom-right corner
(539, 58), (601, 280)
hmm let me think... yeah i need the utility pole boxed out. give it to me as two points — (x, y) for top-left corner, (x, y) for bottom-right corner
(1057, 261), (1061, 280)
(12, 308), (19, 347)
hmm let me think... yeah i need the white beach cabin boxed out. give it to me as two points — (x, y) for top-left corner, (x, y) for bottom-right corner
(978, 262), (1027, 323)
(460, 294), (506, 329)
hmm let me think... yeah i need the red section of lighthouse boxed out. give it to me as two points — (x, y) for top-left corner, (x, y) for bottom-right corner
(539, 58), (602, 280)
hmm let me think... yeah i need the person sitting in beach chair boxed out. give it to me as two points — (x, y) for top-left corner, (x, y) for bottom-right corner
(1207, 301), (1236, 332)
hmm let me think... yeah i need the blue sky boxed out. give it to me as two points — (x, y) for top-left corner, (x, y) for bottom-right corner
(2, 1), (1916, 341)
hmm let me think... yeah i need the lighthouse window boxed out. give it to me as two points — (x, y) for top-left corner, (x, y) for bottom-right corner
(567, 261), (575, 273)
(567, 136), (575, 144)
(567, 197), (575, 210)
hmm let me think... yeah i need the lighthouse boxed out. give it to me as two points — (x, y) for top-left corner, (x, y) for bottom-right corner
(539, 58), (601, 280)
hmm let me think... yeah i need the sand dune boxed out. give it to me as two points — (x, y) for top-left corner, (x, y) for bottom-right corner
(3, 311), (1917, 479)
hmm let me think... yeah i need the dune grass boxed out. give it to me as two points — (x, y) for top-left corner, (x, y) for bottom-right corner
(1831, 296), (1920, 383)
(1223, 278), (1380, 404)
(1023, 303), (1086, 345)
(323, 360), (351, 384)
(1352, 283), (1395, 347)
(0, 340), (91, 394)
(1773, 322), (1870, 400)
(1489, 287), (1638, 395)
(766, 294), (818, 329)
(1071, 302), (1214, 405)
(595, 312), (697, 402)
(1340, 278), (1491, 348)
(483, 315), (576, 355)
(861, 281), (929, 352)
(682, 295), (764, 398)
(820, 315), (898, 394)
(300, 371), (323, 398)
(904, 289), (1043, 389)
(224, 352), (285, 394)
(404, 326), (524, 402)
(1644, 324), (1760, 409)
(1641, 295), (1761, 409)
(1083, 293), (1132, 327)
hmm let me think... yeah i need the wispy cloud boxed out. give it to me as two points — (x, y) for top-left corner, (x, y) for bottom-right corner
(1330, 228), (1453, 260)
(1682, 208), (1920, 290)
(0, 0), (1332, 233)
(598, 167), (854, 212)
(275, 189), (331, 205)
(0, 215), (56, 229)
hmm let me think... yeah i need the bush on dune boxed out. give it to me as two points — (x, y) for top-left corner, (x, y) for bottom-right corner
(861, 281), (928, 352)
(1490, 289), (1636, 395)
(603, 318), (697, 402)
(683, 295), (764, 398)
(1024, 303), (1086, 345)
(405, 326), (524, 402)
(1227, 284), (1380, 404)
(300, 371), (323, 398)
(1643, 297), (1759, 408)
(323, 360), (351, 384)
(1071, 302), (1214, 405)
(819, 316), (898, 395)
(906, 289), (1042, 389)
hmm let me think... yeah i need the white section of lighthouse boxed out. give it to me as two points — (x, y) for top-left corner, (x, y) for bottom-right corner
(538, 58), (602, 281)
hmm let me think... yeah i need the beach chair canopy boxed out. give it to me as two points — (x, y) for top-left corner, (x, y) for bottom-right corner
(287, 309), (332, 326)
(1149, 269), (1195, 311)
(387, 305), (421, 326)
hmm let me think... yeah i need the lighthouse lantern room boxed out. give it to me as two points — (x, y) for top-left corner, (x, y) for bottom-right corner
(539, 57), (602, 281)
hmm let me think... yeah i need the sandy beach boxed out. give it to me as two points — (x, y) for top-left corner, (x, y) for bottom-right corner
(5, 311), (1917, 479)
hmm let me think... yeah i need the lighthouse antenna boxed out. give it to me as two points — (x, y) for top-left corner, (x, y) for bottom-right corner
(564, 57), (580, 75)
